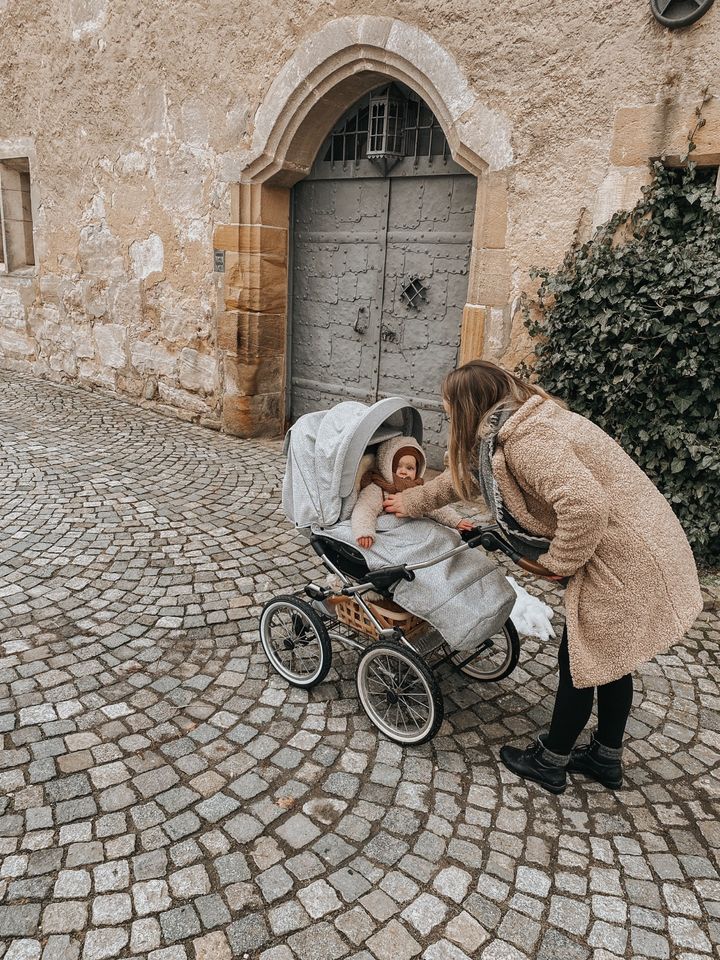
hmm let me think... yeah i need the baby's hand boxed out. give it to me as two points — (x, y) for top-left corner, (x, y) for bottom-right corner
(457, 519), (474, 531)
(357, 536), (374, 549)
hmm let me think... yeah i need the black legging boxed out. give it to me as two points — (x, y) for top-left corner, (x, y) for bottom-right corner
(544, 626), (633, 755)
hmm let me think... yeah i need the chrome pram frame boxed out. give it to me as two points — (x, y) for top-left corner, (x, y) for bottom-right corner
(259, 522), (527, 746)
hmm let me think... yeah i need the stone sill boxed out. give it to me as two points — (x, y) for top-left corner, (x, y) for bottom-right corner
(0, 265), (37, 279)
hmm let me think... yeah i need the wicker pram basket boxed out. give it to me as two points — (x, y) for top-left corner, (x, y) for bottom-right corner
(327, 595), (427, 642)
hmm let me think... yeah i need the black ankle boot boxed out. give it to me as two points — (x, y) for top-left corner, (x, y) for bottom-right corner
(500, 738), (568, 794)
(568, 733), (624, 789)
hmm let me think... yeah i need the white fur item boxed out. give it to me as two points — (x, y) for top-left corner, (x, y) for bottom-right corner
(506, 576), (556, 642)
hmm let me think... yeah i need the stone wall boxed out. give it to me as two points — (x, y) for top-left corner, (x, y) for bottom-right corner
(1, 1), (719, 433)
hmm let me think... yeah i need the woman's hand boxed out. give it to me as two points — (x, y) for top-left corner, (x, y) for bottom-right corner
(357, 536), (374, 549)
(456, 519), (474, 532)
(383, 493), (409, 517)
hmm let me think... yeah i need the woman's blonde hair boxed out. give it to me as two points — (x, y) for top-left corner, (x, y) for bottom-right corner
(442, 360), (559, 500)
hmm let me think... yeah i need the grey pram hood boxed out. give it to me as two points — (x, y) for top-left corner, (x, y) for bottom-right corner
(282, 398), (515, 652)
(282, 397), (422, 530)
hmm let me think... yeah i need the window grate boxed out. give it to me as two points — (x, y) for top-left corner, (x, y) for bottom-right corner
(322, 87), (449, 169)
(403, 98), (449, 167)
(324, 106), (369, 166)
(400, 277), (428, 308)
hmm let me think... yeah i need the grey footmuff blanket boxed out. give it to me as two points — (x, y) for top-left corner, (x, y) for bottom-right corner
(319, 514), (515, 653)
(283, 397), (515, 653)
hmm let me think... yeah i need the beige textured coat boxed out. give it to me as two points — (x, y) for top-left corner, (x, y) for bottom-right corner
(400, 396), (703, 688)
(351, 435), (463, 541)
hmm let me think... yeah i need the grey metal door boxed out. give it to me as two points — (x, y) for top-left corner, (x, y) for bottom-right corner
(290, 87), (476, 467)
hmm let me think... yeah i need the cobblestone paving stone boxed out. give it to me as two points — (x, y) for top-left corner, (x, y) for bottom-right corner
(1, 371), (719, 960)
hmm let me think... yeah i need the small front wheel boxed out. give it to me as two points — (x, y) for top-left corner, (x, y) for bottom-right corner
(356, 641), (444, 746)
(260, 596), (332, 689)
(449, 618), (520, 682)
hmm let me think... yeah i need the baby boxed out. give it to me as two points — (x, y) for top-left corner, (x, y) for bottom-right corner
(351, 435), (473, 548)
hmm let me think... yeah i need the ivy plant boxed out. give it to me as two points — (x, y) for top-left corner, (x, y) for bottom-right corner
(521, 162), (720, 566)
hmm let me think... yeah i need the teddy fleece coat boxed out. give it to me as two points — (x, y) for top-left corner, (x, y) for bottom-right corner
(351, 435), (463, 540)
(399, 395), (703, 688)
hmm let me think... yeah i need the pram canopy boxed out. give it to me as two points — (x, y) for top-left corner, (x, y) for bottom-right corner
(282, 397), (423, 531)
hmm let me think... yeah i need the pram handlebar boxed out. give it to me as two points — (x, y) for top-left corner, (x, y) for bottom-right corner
(460, 524), (567, 583)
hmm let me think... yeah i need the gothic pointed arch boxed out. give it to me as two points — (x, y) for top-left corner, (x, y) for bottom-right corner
(215, 17), (514, 438)
(240, 16), (512, 185)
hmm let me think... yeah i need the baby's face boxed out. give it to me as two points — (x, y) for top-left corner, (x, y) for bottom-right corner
(395, 455), (417, 481)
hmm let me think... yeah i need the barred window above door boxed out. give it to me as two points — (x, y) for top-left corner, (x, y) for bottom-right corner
(322, 86), (450, 168)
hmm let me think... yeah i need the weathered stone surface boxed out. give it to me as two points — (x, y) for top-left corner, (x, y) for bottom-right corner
(592, 167), (652, 229)
(0, 286), (26, 326)
(130, 234), (164, 280)
(0, 328), (34, 356)
(158, 381), (213, 414)
(78, 223), (124, 277)
(93, 324), (127, 369)
(466, 249), (511, 307)
(178, 348), (218, 394)
(131, 341), (176, 376)
(0, 904), (41, 937)
(475, 172), (508, 249)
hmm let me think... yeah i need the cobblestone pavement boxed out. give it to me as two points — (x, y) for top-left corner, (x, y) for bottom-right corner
(1, 371), (719, 960)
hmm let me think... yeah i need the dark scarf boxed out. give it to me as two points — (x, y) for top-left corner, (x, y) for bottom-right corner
(478, 407), (551, 562)
(360, 471), (424, 495)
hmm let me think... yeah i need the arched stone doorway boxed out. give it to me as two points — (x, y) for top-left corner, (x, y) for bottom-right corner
(214, 16), (513, 443)
(290, 84), (477, 465)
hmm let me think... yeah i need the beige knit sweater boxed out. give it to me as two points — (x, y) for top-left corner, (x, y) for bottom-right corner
(398, 396), (703, 688)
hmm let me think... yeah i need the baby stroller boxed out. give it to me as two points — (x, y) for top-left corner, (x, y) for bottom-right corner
(261, 398), (543, 746)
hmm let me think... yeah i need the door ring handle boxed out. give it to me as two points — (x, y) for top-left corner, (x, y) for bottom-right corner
(353, 307), (368, 335)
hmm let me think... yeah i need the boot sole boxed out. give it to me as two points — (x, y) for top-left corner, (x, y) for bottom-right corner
(568, 763), (623, 790)
(534, 777), (566, 795)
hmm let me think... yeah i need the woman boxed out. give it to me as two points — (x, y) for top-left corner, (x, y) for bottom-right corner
(384, 360), (703, 794)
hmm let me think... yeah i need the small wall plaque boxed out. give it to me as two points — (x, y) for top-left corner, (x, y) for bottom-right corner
(213, 249), (225, 272)
(651, 0), (715, 28)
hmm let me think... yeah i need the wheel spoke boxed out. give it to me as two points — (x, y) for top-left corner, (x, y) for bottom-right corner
(400, 697), (428, 726)
(399, 676), (423, 695)
(357, 644), (441, 744)
(368, 663), (390, 686)
(400, 691), (429, 707)
(370, 662), (398, 690)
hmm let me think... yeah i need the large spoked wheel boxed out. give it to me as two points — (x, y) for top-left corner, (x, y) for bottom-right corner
(356, 641), (444, 746)
(449, 618), (520, 682)
(260, 595), (332, 689)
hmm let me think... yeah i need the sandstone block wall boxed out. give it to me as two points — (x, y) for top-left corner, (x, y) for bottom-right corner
(1, 2), (719, 433)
